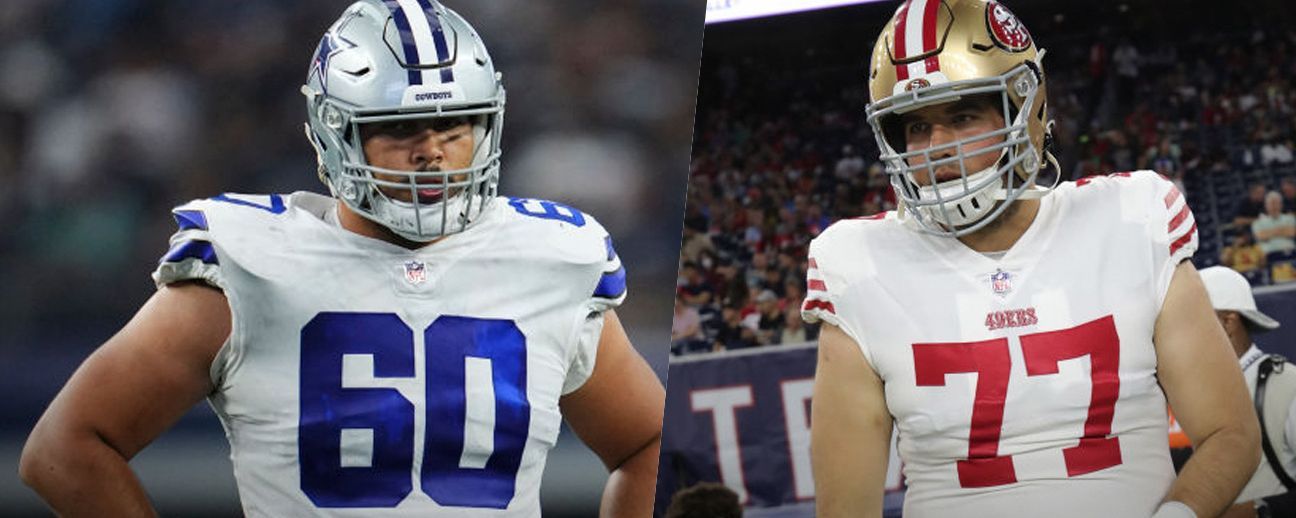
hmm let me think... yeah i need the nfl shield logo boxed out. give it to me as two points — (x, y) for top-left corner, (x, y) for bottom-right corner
(403, 260), (427, 285)
(991, 269), (1011, 295)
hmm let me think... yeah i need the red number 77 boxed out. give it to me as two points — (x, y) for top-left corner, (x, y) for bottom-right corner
(912, 315), (1123, 488)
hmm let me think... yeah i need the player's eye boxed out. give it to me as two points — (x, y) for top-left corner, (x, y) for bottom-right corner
(906, 121), (930, 136)
(363, 116), (471, 142)
(365, 120), (423, 139)
(430, 116), (470, 133)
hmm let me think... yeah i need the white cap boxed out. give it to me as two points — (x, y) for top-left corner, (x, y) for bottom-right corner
(1199, 266), (1280, 331)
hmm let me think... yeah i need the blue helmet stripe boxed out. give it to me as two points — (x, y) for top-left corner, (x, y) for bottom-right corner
(382, 0), (423, 86)
(416, 0), (455, 83)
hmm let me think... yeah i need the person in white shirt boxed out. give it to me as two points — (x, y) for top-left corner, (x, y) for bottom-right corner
(1252, 191), (1296, 256)
(1201, 266), (1296, 518)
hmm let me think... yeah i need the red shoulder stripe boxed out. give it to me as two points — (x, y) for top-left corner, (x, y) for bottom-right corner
(803, 299), (836, 315)
(1169, 221), (1197, 257)
(1167, 203), (1192, 233)
(1163, 184), (1182, 209)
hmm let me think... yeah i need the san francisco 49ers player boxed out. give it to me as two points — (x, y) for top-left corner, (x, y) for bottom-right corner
(803, 1), (1259, 517)
(19, 1), (663, 516)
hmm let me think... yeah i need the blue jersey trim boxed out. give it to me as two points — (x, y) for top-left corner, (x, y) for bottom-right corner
(593, 267), (626, 299)
(162, 240), (219, 265)
(604, 236), (617, 261)
(210, 193), (287, 214)
(173, 210), (209, 231)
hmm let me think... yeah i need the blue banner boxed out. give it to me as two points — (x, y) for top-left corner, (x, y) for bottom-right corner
(656, 343), (903, 516)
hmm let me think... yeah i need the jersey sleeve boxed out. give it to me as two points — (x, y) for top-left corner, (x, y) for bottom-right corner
(588, 235), (627, 313)
(149, 198), (246, 389)
(561, 234), (626, 395)
(1141, 171), (1198, 307)
(152, 201), (225, 290)
(800, 254), (839, 326)
(801, 233), (876, 367)
(563, 222), (628, 394)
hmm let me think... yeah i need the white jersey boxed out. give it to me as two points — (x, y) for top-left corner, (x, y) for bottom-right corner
(152, 192), (625, 517)
(802, 171), (1197, 518)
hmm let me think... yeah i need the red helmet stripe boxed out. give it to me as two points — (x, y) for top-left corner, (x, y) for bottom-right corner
(925, 56), (941, 74)
(921, 0), (940, 73)
(893, 2), (911, 80)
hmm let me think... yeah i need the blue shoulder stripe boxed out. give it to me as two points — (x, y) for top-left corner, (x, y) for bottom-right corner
(161, 240), (219, 265)
(173, 210), (208, 231)
(594, 267), (626, 300)
(604, 236), (618, 261)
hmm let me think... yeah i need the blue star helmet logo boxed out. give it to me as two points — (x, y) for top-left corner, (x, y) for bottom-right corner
(309, 29), (357, 94)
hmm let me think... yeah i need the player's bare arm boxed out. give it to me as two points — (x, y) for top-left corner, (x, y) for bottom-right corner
(19, 283), (230, 517)
(560, 310), (665, 518)
(811, 323), (891, 518)
(1155, 261), (1261, 517)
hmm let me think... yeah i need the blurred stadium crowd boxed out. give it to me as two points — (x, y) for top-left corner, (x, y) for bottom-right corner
(0, 0), (699, 349)
(673, 1), (1296, 356)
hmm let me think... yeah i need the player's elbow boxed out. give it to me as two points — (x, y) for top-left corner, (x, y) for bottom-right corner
(18, 424), (61, 492)
(1236, 409), (1263, 471)
(1200, 407), (1262, 474)
(19, 420), (99, 495)
(611, 431), (661, 474)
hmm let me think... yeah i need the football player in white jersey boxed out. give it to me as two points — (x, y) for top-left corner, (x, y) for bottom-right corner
(803, 1), (1259, 517)
(19, 1), (664, 517)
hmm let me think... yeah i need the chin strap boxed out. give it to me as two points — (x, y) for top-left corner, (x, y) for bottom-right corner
(1011, 186), (1050, 200)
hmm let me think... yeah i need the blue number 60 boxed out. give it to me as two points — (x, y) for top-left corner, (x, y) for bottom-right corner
(298, 313), (530, 509)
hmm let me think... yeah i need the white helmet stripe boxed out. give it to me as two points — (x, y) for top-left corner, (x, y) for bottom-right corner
(903, 0), (929, 64)
(395, 0), (446, 85)
(416, 0), (455, 83)
(381, 0), (423, 85)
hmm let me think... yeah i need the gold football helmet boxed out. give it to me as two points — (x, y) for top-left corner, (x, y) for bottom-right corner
(865, 0), (1055, 236)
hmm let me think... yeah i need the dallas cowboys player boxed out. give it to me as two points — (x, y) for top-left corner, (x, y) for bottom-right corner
(804, 1), (1258, 517)
(19, 2), (664, 516)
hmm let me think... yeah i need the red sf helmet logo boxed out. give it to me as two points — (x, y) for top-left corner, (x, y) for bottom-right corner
(904, 78), (931, 91)
(986, 1), (1031, 52)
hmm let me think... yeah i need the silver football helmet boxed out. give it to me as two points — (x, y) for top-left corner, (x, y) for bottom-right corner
(303, 0), (505, 241)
